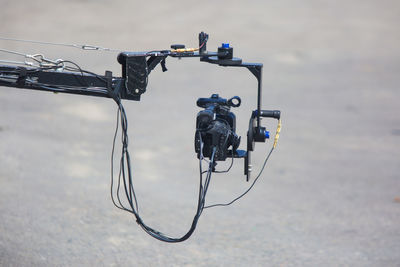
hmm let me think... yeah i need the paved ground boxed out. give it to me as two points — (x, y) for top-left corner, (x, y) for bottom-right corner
(0, 0), (399, 266)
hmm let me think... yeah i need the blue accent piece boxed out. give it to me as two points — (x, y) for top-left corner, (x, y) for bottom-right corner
(222, 43), (230, 48)
(265, 130), (270, 139)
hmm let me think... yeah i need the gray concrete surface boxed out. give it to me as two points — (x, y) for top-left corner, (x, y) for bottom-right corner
(1, 0), (399, 266)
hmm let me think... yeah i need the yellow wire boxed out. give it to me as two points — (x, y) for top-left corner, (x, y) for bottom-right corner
(170, 47), (198, 53)
(273, 119), (281, 148)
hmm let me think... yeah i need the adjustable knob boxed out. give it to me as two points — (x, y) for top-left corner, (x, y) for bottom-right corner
(218, 43), (233, 59)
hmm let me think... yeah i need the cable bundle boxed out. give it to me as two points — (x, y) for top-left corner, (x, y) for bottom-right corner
(110, 101), (217, 242)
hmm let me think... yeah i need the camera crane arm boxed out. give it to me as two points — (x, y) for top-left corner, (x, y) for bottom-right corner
(0, 32), (280, 180)
(0, 32), (281, 242)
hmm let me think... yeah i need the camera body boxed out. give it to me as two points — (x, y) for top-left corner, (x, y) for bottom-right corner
(195, 94), (241, 161)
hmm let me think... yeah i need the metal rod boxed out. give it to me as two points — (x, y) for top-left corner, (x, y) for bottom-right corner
(257, 65), (263, 128)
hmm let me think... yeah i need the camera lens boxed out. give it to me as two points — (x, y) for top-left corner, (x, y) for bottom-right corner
(197, 109), (214, 128)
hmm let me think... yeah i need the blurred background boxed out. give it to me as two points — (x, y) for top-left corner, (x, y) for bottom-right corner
(0, 0), (399, 266)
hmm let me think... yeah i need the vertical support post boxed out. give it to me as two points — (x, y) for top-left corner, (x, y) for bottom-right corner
(246, 64), (263, 128)
(256, 65), (262, 128)
(245, 63), (263, 181)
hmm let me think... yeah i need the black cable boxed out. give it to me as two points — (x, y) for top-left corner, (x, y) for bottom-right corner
(59, 60), (108, 84)
(204, 147), (274, 209)
(213, 150), (234, 173)
(110, 107), (127, 212)
(60, 60), (85, 76)
(0, 64), (110, 97)
(109, 96), (217, 242)
(134, 147), (216, 242)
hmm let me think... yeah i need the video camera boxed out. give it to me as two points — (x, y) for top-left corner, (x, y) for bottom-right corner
(194, 94), (241, 161)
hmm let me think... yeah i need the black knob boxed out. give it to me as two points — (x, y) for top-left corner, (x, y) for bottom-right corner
(171, 44), (185, 49)
(259, 110), (281, 120)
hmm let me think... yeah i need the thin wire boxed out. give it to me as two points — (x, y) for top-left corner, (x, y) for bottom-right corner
(0, 36), (121, 52)
(214, 150), (234, 173)
(0, 48), (27, 57)
(204, 147), (275, 209)
(0, 48), (62, 68)
(0, 59), (33, 66)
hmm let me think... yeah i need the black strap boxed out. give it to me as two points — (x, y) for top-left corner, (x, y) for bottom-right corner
(16, 67), (27, 87)
(105, 70), (120, 102)
(160, 58), (168, 72)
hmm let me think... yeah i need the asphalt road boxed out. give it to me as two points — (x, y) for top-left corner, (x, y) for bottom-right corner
(0, 0), (399, 266)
